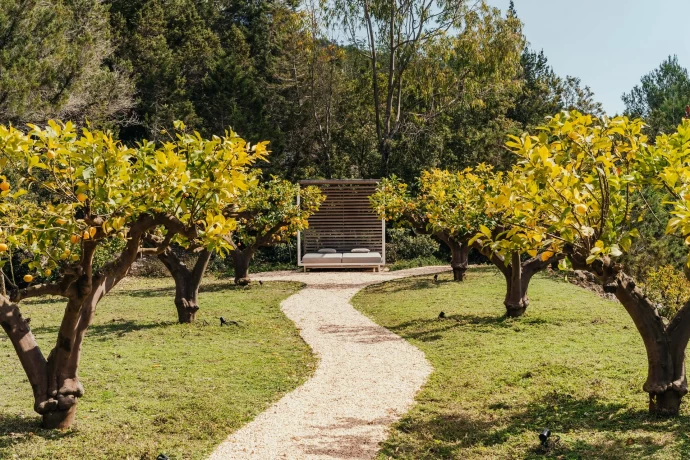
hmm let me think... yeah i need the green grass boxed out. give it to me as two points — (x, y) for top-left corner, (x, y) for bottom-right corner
(0, 277), (315, 460)
(352, 266), (690, 459)
(388, 256), (447, 271)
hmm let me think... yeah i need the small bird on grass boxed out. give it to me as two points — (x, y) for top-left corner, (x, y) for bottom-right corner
(438, 311), (446, 319)
(220, 316), (240, 327)
(259, 280), (263, 286)
(433, 274), (438, 282)
(156, 454), (170, 460)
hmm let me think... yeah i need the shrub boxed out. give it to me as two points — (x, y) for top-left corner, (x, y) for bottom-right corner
(642, 265), (690, 319)
(385, 228), (440, 262)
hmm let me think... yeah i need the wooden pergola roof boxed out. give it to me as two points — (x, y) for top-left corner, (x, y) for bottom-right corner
(297, 179), (385, 263)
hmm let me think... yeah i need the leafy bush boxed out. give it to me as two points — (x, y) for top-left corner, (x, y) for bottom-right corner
(621, 189), (686, 280)
(642, 265), (690, 319)
(208, 239), (299, 275)
(385, 228), (440, 262)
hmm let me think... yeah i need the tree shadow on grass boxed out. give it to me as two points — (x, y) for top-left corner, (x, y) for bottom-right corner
(22, 297), (64, 306)
(386, 314), (528, 342)
(383, 391), (690, 459)
(0, 413), (76, 449)
(32, 320), (174, 340)
(120, 280), (282, 298)
(365, 278), (453, 295)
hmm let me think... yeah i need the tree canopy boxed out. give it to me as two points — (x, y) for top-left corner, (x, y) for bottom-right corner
(0, 0), (602, 180)
(0, 119), (266, 428)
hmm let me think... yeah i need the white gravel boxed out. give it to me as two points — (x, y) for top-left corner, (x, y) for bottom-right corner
(208, 266), (449, 460)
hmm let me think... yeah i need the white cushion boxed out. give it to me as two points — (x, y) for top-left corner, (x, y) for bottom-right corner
(318, 248), (337, 253)
(303, 253), (342, 264)
(351, 248), (371, 253)
(342, 252), (382, 264)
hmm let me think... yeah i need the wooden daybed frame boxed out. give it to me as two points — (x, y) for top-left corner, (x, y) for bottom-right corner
(297, 179), (385, 271)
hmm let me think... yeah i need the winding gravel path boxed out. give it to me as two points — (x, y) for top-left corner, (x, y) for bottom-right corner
(208, 266), (448, 460)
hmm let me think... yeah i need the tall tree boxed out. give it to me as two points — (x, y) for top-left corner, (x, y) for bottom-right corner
(333, 0), (466, 174)
(333, 0), (523, 176)
(108, 0), (221, 141)
(508, 47), (563, 129)
(0, 0), (133, 126)
(0, 120), (265, 428)
(623, 55), (690, 139)
(561, 76), (604, 116)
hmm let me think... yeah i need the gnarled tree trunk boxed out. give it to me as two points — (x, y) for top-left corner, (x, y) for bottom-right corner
(613, 271), (689, 415)
(232, 248), (254, 286)
(434, 233), (470, 281)
(3, 212), (191, 429)
(158, 248), (211, 323)
(449, 239), (470, 281)
(568, 254), (690, 416)
(474, 242), (561, 317)
(503, 252), (528, 317)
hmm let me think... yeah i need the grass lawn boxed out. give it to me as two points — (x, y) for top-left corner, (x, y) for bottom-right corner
(0, 277), (315, 460)
(352, 266), (690, 459)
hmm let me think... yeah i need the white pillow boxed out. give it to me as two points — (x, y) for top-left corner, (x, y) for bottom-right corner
(318, 248), (337, 253)
(351, 248), (370, 253)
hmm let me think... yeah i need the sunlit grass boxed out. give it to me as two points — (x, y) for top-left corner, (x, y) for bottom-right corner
(0, 277), (315, 459)
(353, 266), (690, 459)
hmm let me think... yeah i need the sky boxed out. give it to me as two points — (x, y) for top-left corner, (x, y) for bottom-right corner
(486, 0), (690, 115)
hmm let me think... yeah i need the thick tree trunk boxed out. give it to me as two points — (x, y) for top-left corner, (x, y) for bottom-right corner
(433, 233), (469, 281)
(232, 249), (254, 286)
(0, 297), (49, 414)
(158, 248), (211, 323)
(449, 239), (470, 281)
(473, 242), (561, 318)
(503, 252), (528, 317)
(0, 292), (82, 429)
(2, 212), (197, 429)
(613, 271), (689, 415)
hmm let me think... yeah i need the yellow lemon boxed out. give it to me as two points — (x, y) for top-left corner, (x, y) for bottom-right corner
(0, 243), (7, 252)
(0, 182), (10, 192)
(44, 269), (52, 276)
(76, 193), (88, 202)
(70, 234), (80, 244)
(574, 204), (587, 215)
(23, 275), (33, 283)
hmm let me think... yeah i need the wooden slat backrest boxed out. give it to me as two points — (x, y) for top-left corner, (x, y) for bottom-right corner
(300, 180), (382, 254)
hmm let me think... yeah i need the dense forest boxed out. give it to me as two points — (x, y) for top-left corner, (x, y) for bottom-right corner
(1, 0), (619, 182)
(4, 0), (690, 273)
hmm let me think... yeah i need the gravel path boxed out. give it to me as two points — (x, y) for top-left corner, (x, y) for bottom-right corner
(208, 266), (448, 460)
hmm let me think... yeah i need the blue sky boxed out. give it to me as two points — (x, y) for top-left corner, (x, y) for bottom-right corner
(486, 0), (690, 115)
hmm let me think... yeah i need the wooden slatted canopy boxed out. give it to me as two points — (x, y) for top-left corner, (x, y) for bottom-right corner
(297, 179), (385, 267)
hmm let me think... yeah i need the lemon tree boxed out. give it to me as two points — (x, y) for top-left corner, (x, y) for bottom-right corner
(224, 177), (324, 285)
(496, 111), (690, 415)
(0, 120), (266, 428)
(373, 166), (560, 316)
(371, 171), (478, 281)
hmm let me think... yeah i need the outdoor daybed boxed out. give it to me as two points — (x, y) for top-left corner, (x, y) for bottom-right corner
(297, 180), (385, 271)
